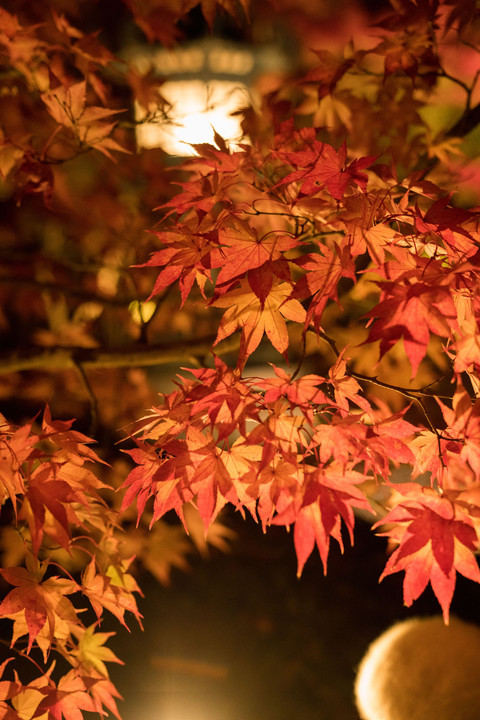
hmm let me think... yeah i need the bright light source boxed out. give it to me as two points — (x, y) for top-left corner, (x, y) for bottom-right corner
(128, 36), (290, 155)
(135, 79), (250, 155)
(354, 616), (480, 720)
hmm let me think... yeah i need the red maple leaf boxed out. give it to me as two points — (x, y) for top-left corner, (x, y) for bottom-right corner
(376, 490), (480, 622)
(254, 365), (328, 421)
(438, 391), (480, 481)
(23, 463), (80, 555)
(291, 244), (355, 331)
(41, 405), (106, 466)
(140, 220), (218, 305)
(273, 466), (368, 574)
(276, 137), (375, 201)
(185, 357), (259, 439)
(326, 355), (372, 415)
(365, 263), (458, 376)
(0, 658), (22, 715)
(121, 438), (193, 523)
(211, 221), (297, 287)
(415, 195), (476, 258)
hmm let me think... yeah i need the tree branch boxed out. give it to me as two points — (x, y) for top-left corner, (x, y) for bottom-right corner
(0, 337), (240, 374)
(448, 101), (480, 139)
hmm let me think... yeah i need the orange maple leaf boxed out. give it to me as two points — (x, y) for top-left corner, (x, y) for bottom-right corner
(376, 491), (480, 622)
(34, 670), (98, 720)
(212, 279), (306, 360)
(81, 559), (143, 630)
(41, 81), (127, 159)
(0, 559), (79, 652)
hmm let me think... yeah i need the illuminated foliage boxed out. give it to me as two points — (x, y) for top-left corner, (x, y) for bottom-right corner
(1, 0), (480, 716)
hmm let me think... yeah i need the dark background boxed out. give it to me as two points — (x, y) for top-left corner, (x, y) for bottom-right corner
(108, 510), (480, 720)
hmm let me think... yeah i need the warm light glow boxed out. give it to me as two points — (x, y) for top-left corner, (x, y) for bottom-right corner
(135, 79), (251, 155)
(138, 694), (229, 720)
(355, 617), (480, 720)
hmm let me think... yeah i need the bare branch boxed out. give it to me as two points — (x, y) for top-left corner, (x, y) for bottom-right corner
(0, 336), (240, 374)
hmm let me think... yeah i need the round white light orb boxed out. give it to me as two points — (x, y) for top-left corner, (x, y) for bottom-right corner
(354, 616), (480, 720)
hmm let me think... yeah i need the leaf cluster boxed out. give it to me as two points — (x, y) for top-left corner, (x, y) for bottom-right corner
(1, 0), (480, 717)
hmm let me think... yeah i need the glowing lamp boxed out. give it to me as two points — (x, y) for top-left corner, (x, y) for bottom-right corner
(128, 38), (288, 156)
(355, 616), (480, 720)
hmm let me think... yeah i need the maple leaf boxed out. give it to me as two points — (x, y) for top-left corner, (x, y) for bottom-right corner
(310, 415), (368, 465)
(410, 429), (452, 483)
(0, 659), (22, 713)
(0, 8), (46, 89)
(414, 195), (477, 259)
(365, 264), (458, 376)
(300, 49), (354, 99)
(41, 81), (127, 159)
(0, 559), (79, 653)
(326, 355), (372, 415)
(121, 0), (188, 44)
(41, 406), (107, 466)
(22, 462), (84, 555)
(184, 357), (259, 439)
(254, 365), (328, 421)
(88, 674), (123, 720)
(364, 412), (416, 474)
(183, 426), (236, 527)
(372, 1), (440, 81)
(219, 438), (263, 516)
(246, 399), (308, 464)
(120, 442), (168, 520)
(72, 624), (123, 678)
(159, 174), (221, 219)
(453, 317), (480, 375)
(212, 279), (306, 361)
(212, 221), (297, 287)
(273, 466), (368, 574)
(291, 244), (355, 331)
(81, 558), (143, 630)
(7, 681), (46, 720)
(9, 609), (71, 664)
(0, 420), (36, 510)
(140, 221), (218, 305)
(121, 435), (195, 525)
(250, 458), (304, 530)
(437, 391), (480, 481)
(277, 139), (375, 201)
(34, 670), (98, 720)
(375, 490), (480, 622)
(42, 81), (88, 129)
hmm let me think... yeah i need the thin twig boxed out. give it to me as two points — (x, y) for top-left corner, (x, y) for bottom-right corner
(74, 360), (99, 435)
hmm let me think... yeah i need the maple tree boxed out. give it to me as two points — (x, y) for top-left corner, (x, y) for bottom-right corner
(1, 0), (480, 716)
